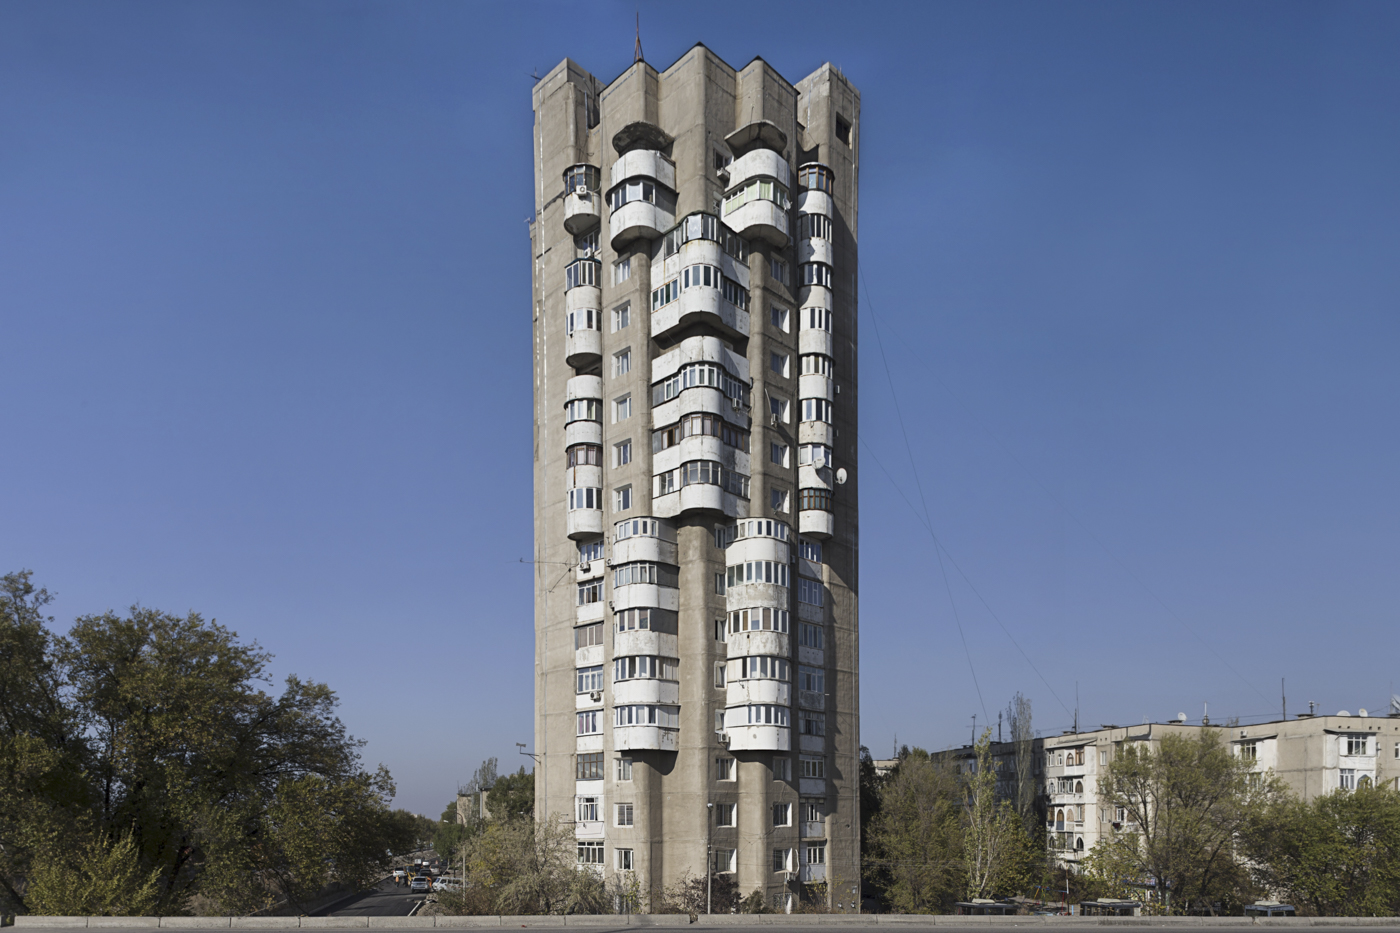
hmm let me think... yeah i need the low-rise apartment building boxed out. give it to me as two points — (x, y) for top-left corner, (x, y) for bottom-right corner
(938, 712), (1400, 869)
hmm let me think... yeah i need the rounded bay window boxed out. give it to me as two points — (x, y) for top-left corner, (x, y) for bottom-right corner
(608, 150), (677, 249)
(562, 164), (601, 235)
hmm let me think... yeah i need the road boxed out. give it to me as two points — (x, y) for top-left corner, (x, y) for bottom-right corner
(313, 877), (424, 917)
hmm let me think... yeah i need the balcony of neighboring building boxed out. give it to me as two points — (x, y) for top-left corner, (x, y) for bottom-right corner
(612, 674), (680, 708)
(723, 708), (790, 752)
(726, 673), (791, 709)
(562, 164), (601, 235)
(564, 305), (601, 369)
(723, 627), (790, 660)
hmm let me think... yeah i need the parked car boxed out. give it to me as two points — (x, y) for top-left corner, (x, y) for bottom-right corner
(409, 875), (432, 893)
(434, 877), (462, 893)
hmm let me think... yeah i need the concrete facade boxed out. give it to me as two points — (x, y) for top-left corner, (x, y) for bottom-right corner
(529, 46), (860, 911)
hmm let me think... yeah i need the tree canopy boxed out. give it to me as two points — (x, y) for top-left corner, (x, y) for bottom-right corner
(0, 570), (413, 916)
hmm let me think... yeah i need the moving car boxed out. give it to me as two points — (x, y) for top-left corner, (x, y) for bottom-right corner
(409, 875), (432, 893)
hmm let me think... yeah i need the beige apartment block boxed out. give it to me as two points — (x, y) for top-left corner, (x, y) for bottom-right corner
(942, 712), (1400, 870)
(529, 44), (860, 911)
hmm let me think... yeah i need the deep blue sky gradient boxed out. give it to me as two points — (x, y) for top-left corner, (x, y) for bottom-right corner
(3, 1), (1398, 813)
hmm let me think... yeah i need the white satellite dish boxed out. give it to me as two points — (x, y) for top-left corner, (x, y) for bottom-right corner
(1177, 713), (1187, 723)
(836, 468), (848, 485)
(1391, 695), (1400, 716)
(1359, 709), (1368, 718)
(1338, 710), (1351, 717)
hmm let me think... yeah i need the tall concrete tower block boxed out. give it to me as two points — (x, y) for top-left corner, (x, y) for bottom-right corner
(529, 44), (859, 911)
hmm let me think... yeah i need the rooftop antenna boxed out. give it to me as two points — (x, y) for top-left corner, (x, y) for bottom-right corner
(633, 12), (644, 64)
(998, 710), (1003, 744)
(1282, 677), (1286, 722)
(1202, 702), (1210, 726)
(970, 714), (977, 746)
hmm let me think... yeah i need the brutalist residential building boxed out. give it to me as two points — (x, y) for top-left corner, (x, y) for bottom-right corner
(528, 45), (860, 910)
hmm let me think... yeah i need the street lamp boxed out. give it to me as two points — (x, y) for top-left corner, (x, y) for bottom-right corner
(706, 802), (714, 915)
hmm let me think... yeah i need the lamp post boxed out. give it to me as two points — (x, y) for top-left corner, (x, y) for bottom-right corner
(706, 802), (714, 915)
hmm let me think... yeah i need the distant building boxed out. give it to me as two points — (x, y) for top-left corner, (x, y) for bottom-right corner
(934, 712), (1400, 870)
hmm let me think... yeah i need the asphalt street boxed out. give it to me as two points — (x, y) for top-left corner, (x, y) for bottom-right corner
(314, 878), (424, 917)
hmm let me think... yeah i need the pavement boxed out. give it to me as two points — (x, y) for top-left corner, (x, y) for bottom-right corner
(312, 879), (424, 918)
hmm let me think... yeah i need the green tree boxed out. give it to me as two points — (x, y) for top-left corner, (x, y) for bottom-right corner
(1, 574), (412, 916)
(436, 813), (605, 915)
(863, 749), (965, 913)
(964, 729), (1019, 899)
(1243, 782), (1400, 916)
(26, 831), (163, 916)
(1093, 730), (1279, 914)
(488, 767), (535, 821)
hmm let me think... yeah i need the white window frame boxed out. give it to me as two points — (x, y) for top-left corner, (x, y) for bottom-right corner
(715, 802), (736, 827)
(614, 439), (632, 466)
(773, 802), (792, 827)
(771, 306), (790, 332)
(616, 758), (633, 781)
(615, 802), (634, 827)
(612, 257), (632, 285)
(616, 848), (634, 871)
(614, 348), (632, 376)
(613, 394), (631, 422)
(614, 485), (632, 512)
(612, 303), (630, 332)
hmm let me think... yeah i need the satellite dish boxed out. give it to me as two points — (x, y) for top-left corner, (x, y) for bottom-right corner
(1359, 709), (1368, 718)
(836, 468), (848, 485)
(1177, 713), (1187, 723)
(1391, 695), (1400, 715)
(1338, 710), (1351, 717)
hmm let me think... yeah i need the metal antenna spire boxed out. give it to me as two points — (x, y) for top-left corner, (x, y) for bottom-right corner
(633, 12), (644, 63)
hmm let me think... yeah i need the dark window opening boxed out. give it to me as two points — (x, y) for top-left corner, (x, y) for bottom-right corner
(835, 114), (851, 146)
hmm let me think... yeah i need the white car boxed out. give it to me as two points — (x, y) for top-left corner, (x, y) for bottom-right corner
(434, 877), (462, 893)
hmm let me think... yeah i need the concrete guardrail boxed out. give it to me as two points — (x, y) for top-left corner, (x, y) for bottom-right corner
(12, 916), (1400, 929)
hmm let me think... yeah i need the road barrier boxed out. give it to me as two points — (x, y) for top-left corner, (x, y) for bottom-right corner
(13, 916), (1400, 929)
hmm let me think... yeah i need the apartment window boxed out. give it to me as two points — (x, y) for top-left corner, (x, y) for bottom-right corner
(736, 656), (790, 682)
(716, 758), (735, 781)
(576, 665), (603, 693)
(1346, 735), (1370, 756)
(715, 803), (735, 827)
(654, 460), (750, 499)
(771, 443), (789, 467)
(798, 665), (825, 694)
(770, 258), (789, 286)
(771, 488), (790, 514)
(576, 752), (603, 781)
(613, 349), (632, 377)
(613, 395), (631, 422)
(772, 802), (792, 827)
(615, 607), (666, 632)
(568, 487), (602, 511)
(614, 485), (632, 512)
(802, 398), (833, 424)
(574, 230), (599, 258)
(715, 573), (726, 595)
(577, 710), (601, 735)
(608, 178), (658, 211)
(801, 263), (833, 288)
(613, 561), (679, 589)
(578, 540), (603, 564)
(775, 758), (792, 781)
(798, 578), (824, 607)
(771, 351), (789, 377)
(714, 662), (726, 688)
(613, 656), (679, 682)
(798, 212), (833, 240)
(800, 711), (826, 736)
(574, 622), (603, 648)
(712, 848), (736, 873)
(1099, 750), (1108, 766)
(801, 799), (823, 824)
(744, 704), (790, 726)
(616, 848), (634, 871)
(653, 413), (750, 454)
(771, 306), (790, 332)
(798, 164), (834, 194)
(798, 488), (833, 512)
(804, 307), (832, 332)
(577, 796), (599, 822)
(565, 307), (598, 337)
(1115, 807), (1126, 823)
(769, 395), (789, 423)
(1239, 741), (1258, 762)
(564, 398), (602, 423)
(800, 354), (833, 377)
(714, 150), (731, 172)
(723, 177), (791, 215)
(800, 757), (826, 780)
(715, 709), (725, 732)
(835, 114), (851, 145)
(804, 843), (826, 866)
(565, 258), (600, 289)
(798, 443), (832, 467)
(725, 560), (790, 589)
(612, 303), (630, 331)
(773, 848), (793, 873)
(615, 803), (634, 827)
(798, 622), (824, 650)
(576, 579), (603, 605)
(799, 539), (822, 563)
(613, 258), (632, 285)
(1394, 742), (1399, 760)
(568, 443), (602, 467)
(728, 607), (791, 635)
(614, 439), (632, 466)
(614, 757), (632, 781)
(1341, 769), (1356, 791)
(714, 618), (725, 642)
(577, 841), (604, 865)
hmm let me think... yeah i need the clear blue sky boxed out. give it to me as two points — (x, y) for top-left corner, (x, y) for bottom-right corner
(3, 1), (1398, 814)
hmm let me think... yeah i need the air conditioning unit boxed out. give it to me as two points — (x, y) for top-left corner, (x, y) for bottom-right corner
(579, 562), (590, 574)
(770, 413), (779, 426)
(717, 733), (731, 747)
(731, 396), (742, 410)
(589, 691), (603, 702)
